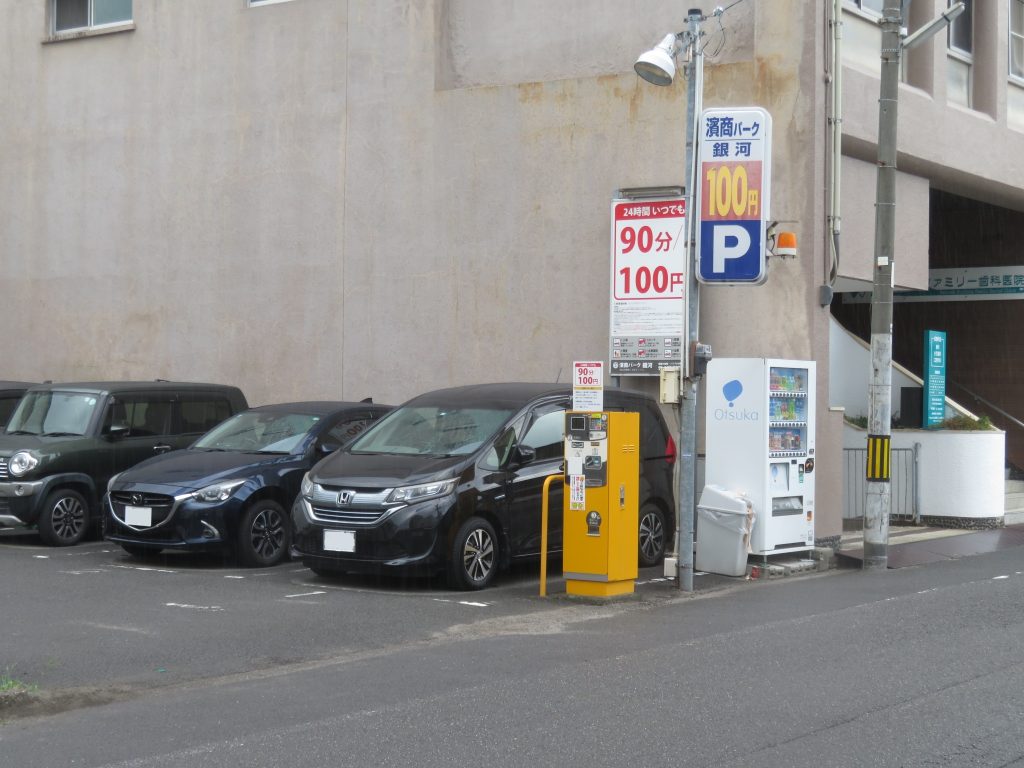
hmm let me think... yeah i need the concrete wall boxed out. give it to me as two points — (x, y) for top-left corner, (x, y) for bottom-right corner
(0, 0), (841, 541)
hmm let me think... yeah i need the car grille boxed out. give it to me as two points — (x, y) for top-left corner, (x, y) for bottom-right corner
(0, 459), (8, 481)
(309, 484), (393, 527)
(109, 491), (176, 529)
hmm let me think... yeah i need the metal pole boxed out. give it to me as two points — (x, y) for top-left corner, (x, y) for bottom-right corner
(677, 9), (703, 592)
(863, 0), (901, 570)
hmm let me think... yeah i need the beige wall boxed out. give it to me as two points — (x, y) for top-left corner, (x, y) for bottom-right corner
(0, 1), (856, 541)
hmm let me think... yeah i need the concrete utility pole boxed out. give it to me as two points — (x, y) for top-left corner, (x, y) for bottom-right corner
(863, 0), (901, 570)
(864, 1), (965, 570)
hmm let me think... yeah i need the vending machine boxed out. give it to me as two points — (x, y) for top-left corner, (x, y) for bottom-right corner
(704, 358), (816, 555)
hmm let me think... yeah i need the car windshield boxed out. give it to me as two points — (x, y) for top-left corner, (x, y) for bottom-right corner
(349, 405), (514, 457)
(5, 391), (100, 436)
(193, 411), (321, 453)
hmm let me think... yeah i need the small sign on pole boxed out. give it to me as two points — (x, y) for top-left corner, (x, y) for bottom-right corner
(572, 361), (604, 411)
(923, 330), (947, 427)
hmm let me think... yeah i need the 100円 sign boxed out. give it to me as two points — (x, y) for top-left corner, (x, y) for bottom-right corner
(609, 197), (686, 376)
(696, 107), (772, 285)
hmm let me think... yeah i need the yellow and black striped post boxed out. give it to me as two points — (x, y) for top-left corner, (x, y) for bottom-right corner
(865, 434), (891, 482)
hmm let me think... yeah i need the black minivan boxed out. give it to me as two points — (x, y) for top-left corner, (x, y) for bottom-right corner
(291, 383), (676, 589)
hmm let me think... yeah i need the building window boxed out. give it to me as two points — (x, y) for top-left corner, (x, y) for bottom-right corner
(852, 0), (885, 13)
(1012, 0), (1024, 80)
(52, 0), (132, 33)
(947, 0), (973, 107)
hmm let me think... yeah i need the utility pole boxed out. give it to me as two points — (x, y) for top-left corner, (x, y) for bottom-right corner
(864, 1), (965, 570)
(677, 9), (704, 592)
(634, 8), (707, 591)
(863, 0), (901, 570)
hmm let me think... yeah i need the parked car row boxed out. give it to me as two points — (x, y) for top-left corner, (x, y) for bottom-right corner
(0, 380), (677, 590)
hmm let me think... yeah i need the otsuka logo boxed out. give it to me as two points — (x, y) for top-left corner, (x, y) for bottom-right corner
(713, 378), (759, 421)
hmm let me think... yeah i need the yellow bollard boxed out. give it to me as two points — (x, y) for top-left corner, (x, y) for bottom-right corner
(539, 473), (564, 597)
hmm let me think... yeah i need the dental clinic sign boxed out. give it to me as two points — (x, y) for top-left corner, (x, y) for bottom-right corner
(696, 107), (771, 285)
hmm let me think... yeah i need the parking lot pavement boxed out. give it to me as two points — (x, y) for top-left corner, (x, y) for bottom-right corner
(0, 529), (816, 718)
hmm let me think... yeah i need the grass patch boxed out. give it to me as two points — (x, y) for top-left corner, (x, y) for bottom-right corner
(0, 670), (37, 694)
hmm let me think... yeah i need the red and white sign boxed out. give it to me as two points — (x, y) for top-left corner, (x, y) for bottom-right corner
(572, 361), (604, 411)
(609, 197), (686, 376)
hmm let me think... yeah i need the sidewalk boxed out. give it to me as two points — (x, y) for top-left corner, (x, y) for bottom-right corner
(835, 510), (1024, 568)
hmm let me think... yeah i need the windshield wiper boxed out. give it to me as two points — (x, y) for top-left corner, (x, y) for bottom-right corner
(5, 430), (39, 436)
(42, 432), (82, 437)
(255, 450), (289, 455)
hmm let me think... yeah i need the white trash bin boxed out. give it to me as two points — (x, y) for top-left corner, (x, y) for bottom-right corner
(695, 485), (755, 577)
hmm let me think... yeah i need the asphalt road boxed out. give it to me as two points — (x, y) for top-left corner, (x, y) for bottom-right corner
(2, 532), (1024, 767)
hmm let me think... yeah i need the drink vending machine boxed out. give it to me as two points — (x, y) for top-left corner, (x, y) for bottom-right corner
(704, 358), (816, 555)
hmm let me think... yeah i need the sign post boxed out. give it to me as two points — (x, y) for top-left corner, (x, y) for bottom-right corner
(696, 107), (772, 285)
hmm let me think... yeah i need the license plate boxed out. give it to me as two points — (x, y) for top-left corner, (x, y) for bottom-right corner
(125, 506), (152, 527)
(323, 529), (355, 553)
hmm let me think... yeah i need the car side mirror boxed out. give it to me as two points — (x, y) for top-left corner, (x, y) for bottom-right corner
(106, 423), (130, 440)
(512, 444), (536, 466)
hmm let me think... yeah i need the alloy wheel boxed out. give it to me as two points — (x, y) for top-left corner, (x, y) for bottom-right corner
(639, 508), (665, 563)
(462, 526), (495, 583)
(250, 508), (287, 559)
(52, 495), (86, 542)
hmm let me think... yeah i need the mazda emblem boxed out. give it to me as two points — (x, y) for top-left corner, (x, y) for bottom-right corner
(131, 493), (143, 506)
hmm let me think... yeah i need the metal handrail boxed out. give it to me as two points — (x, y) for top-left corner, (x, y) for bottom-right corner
(948, 382), (1024, 432)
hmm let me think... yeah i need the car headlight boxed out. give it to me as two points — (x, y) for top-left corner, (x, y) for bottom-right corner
(191, 479), (246, 503)
(386, 479), (457, 504)
(300, 472), (315, 499)
(8, 451), (39, 477)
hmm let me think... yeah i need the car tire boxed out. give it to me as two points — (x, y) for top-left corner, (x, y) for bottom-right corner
(447, 517), (498, 591)
(120, 544), (162, 559)
(638, 503), (668, 567)
(37, 489), (90, 547)
(236, 500), (290, 568)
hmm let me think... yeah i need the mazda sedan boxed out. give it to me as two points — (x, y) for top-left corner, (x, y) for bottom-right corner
(104, 401), (391, 566)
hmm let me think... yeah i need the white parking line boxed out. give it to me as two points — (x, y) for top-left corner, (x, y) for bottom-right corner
(224, 575), (245, 580)
(432, 598), (491, 608)
(113, 564), (177, 574)
(58, 569), (106, 575)
(993, 575), (1010, 580)
(285, 590), (326, 598)
(165, 602), (224, 612)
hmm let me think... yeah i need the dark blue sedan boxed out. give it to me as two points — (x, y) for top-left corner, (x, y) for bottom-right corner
(104, 401), (391, 566)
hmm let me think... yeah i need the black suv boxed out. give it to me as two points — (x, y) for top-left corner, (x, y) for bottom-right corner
(0, 381), (248, 546)
(104, 401), (391, 566)
(292, 383), (676, 589)
(0, 382), (34, 429)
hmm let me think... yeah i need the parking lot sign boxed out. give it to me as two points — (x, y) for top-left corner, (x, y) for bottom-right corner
(609, 197), (686, 376)
(696, 107), (771, 285)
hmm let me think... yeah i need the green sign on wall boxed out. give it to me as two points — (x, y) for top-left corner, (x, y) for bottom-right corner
(923, 329), (946, 427)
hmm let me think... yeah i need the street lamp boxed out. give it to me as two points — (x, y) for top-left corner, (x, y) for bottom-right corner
(634, 9), (705, 592)
(863, 0), (964, 570)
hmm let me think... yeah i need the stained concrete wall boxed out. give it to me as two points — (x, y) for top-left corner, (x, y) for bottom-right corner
(0, 0), (843, 542)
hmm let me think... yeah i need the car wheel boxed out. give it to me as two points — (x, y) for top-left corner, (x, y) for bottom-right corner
(447, 517), (498, 591)
(638, 504), (668, 567)
(120, 544), (162, 559)
(236, 500), (290, 567)
(37, 489), (90, 546)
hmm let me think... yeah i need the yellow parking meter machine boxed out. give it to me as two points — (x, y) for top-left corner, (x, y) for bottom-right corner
(563, 411), (640, 597)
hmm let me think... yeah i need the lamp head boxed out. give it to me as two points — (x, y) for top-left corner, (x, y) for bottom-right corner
(634, 33), (679, 86)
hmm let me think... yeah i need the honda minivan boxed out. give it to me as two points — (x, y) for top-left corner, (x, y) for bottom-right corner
(291, 383), (676, 589)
